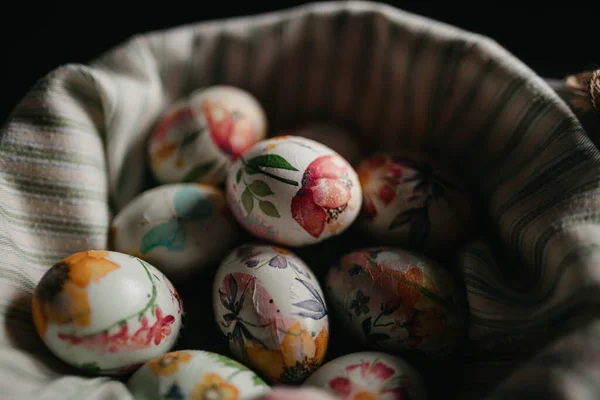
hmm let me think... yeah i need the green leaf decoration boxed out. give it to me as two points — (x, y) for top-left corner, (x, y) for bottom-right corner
(174, 186), (214, 220)
(183, 160), (217, 182)
(242, 187), (254, 214)
(259, 201), (280, 218)
(208, 353), (247, 371)
(140, 219), (186, 254)
(249, 180), (274, 197)
(236, 169), (242, 183)
(246, 154), (298, 171)
(362, 316), (372, 336)
(245, 165), (260, 175)
(368, 333), (391, 342)
(252, 375), (268, 387)
(80, 362), (101, 372)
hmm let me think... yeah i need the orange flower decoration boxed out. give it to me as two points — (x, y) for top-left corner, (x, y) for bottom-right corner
(148, 351), (192, 376)
(191, 373), (239, 400)
(32, 250), (119, 337)
(244, 322), (328, 384)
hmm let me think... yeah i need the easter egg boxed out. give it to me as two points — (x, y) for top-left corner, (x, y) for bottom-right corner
(279, 123), (362, 165)
(356, 154), (473, 258)
(111, 183), (238, 280)
(31, 251), (184, 375)
(128, 350), (271, 400)
(225, 136), (362, 247)
(148, 85), (267, 185)
(325, 247), (466, 359)
(212, 244), (329, 384)
(304, 351), (427, 400)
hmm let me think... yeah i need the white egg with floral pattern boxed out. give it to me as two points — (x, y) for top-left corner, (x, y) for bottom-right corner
(356, 153), (475, 258)
(111, 183), (238, 281)
(326, 247), (467, 360)
(303, 351), (427, 400)
(148, 86), (267, 185)
(128, 350), (271, 400)
(212, 244), (329, 384)
(31, 251), (183, 375)
(225, 136), (362, 247)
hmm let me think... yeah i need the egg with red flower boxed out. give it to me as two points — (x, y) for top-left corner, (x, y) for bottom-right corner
(303, 351), (427, 400)
(148, 86), (267, 185)
(31, 251), (183, 375)
(356, 153), (474, 258)
(325, 247), (467, 359)
(225, 136), (362, 247)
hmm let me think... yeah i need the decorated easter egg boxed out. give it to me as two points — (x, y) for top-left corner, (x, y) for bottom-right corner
(31, 250), (184, 375)
(356, 154), (473, 257)
(225, 136), (362, 247)
(111, 183), (238, 280)
(212, 244), (329, 384)
(279, 123), (362, 165)
(128, 350), (271, 400)
(148, 85), (267, 185)
(325, 247), (466, 359)
(304, 351), (427, 400)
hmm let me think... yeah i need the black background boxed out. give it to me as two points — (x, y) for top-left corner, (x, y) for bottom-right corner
(0, 2), (597, 123)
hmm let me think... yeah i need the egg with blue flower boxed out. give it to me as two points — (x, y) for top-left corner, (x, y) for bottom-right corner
(111, 183), (238, 281)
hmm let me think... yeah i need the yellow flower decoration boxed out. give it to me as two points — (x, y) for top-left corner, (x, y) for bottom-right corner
(148, 351), (192, 376)
(244, 321), (328, 383)
(272, 246), (292, 255)
(191, 373), (239, 400)
(32, 251), (119, 337)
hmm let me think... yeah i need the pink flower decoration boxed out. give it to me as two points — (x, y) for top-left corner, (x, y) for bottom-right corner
(291, 155), (353, 238)
(328, 361), (410, 400)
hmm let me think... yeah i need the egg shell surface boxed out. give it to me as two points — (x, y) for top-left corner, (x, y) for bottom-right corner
(356, 154), (474, 258)
(31, 250), (184, 375)
(111, 183), (238, 281)
(279, 123), (362, 166)
(212, 244), (329, 384)
(128, 350), (271, 400)
(303, 351), (427, 400)
(149, 85), (267, 185)
(326, 247), (467, 359)
(225, 136), (362, 247)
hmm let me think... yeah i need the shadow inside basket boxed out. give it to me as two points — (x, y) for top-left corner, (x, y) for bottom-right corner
(4, 2), (599, 400)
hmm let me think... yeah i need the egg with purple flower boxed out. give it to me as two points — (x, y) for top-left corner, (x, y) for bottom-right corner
(212, 244), (329, 384)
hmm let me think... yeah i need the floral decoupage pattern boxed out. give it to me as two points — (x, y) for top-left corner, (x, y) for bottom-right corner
(356, 154), (473, 257)
(128, 350), (271, 400)
(212, 244), (329, 384)
(226, 136), (362, 247)
(111, 183), (238, 280)
(325, 248), (467, 359)
(31, 251), (183, 374)
(149, 86), (266, 185)
(304, 352), (427, 400)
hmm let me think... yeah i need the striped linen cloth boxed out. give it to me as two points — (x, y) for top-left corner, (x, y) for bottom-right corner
(1, 2), (599, 399)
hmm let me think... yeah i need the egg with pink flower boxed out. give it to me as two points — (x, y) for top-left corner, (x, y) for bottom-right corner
(304, 352), (427, 400)
(356, 153), (475, 258)
(148, 85), (267, 185)
(225, 136), (362, 247)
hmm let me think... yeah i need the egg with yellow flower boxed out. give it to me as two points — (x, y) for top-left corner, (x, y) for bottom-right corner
(212, 244), (329, 384)
(128, 350), (271, 400)
(326, 247), (467, 359)
(31, 250), (184, 375)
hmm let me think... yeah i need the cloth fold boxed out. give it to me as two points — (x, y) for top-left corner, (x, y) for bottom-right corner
(1, 2), (599, 399)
